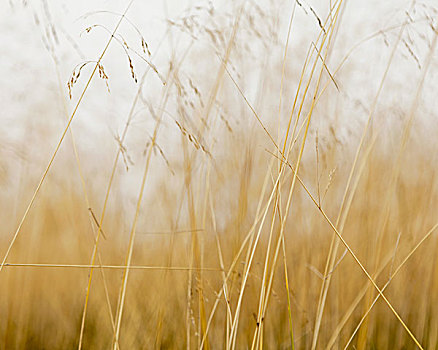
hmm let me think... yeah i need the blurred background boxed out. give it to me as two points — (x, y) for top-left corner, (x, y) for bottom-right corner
(0, 0), (437, 349)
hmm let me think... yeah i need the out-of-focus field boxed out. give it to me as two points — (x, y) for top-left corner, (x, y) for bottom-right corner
(1, 1), (438, 349)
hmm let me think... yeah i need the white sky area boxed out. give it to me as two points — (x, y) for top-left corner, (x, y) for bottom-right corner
(0, 0), (437, 205)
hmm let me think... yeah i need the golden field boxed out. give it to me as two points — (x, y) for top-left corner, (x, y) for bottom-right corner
(0, 1), (437, 349)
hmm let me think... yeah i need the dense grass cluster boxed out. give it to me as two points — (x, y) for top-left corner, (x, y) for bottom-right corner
(1, 1), (437, 349)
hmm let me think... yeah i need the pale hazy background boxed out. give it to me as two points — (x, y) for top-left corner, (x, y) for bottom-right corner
(1, 0), (437, 204)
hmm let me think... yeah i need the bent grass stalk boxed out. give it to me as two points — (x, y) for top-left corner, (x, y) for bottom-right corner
(0, 1), (134, 276)
(311, 18), (408, 350)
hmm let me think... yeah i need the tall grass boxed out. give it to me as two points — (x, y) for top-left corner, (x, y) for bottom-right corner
(1, 0), (438, 349)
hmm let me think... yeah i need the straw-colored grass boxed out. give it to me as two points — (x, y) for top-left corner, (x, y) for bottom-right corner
(1, 0), (437, 349)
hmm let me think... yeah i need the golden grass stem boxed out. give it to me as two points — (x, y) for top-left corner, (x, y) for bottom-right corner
(0, 1), (134, 277)
(311, 18), (407, 350)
